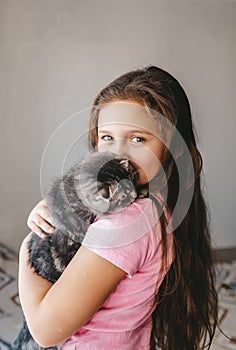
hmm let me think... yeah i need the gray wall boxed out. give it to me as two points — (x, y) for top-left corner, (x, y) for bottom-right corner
(0, 0), (235, 250)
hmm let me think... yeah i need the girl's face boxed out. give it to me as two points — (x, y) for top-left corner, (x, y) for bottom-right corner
(97, 100), (165, 184)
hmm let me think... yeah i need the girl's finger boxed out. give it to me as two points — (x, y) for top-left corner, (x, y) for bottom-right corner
(30, 214), (55, 234)
(27, 221), (47, 239)
(37, 201), (55, 226)
(38, 206), (54, 226)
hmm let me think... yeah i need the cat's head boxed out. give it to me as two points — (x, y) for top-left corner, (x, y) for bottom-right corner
(77, 152), (139, 214)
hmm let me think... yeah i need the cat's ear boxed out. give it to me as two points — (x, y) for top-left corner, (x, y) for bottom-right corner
(120, 159), (129, 171)
(98, 183), (110, 199)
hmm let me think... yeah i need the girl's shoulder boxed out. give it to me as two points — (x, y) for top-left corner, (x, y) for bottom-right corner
(103, 193), (167, 229)
(83, 194), (166, 250)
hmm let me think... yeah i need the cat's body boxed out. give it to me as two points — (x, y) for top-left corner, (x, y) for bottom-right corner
(11, 152), (143, 350)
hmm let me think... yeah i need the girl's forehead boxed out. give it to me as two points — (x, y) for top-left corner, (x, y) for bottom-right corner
(98, 101), (160, 134)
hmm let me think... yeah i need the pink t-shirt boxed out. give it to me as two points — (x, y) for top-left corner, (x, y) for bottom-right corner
(61, 195), (173, 350)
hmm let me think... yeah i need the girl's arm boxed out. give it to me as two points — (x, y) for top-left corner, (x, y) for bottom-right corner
(19, 233), (126, 348)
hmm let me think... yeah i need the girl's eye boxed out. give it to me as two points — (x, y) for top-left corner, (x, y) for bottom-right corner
(101, 135), (113, 141)
(131, 136), (144, 143)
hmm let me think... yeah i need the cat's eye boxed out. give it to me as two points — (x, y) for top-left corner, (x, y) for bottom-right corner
(131, 136), (144, 143)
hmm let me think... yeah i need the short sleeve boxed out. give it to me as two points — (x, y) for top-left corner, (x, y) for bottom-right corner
(82, 198), (163, 277)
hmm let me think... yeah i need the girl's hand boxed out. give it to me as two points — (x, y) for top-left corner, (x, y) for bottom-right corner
(27, 199), (55, 238)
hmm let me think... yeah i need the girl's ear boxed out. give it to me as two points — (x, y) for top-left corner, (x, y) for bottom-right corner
(120, 159), (129, 171)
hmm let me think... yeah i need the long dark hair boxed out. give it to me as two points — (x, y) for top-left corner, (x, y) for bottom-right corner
(88, 66), (218, 349)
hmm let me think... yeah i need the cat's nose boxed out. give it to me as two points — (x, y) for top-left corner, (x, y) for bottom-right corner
(131, 190), (137, 199)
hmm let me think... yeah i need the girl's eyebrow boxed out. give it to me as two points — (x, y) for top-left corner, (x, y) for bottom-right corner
(97, 130), (112, 134)
(127, 129), (154, 135)
(98, 129), (154, 136)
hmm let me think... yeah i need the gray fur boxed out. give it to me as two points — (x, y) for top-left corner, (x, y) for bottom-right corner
(11, 152), (145, 350)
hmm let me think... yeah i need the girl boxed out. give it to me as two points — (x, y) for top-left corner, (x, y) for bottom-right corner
(21, 65), (218, 349)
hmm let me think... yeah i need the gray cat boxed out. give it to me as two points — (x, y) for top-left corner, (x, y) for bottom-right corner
(11, 151), (145, 350)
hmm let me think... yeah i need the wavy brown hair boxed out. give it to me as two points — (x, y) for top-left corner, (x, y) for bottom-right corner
(88, 66), (218, 349)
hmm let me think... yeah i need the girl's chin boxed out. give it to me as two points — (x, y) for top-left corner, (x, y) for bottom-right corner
(137, 169), (152, 183)
(135, 165), (158, 185)
(138, 173), (159, 186)
(137, 174), (149, 185)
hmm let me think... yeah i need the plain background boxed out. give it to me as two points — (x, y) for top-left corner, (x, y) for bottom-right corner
(0, 0), (235, 251)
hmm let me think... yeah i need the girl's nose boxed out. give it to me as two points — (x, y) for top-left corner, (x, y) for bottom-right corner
(110, 139), (129, 158)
